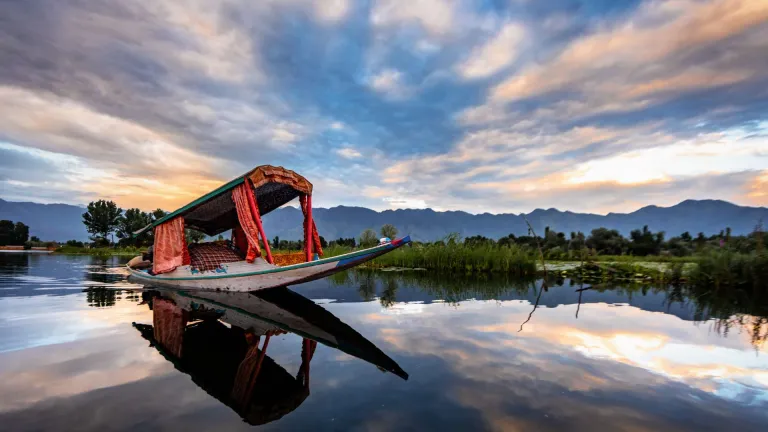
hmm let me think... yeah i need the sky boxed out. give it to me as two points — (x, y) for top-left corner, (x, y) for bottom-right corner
(0, 0), (767, 215)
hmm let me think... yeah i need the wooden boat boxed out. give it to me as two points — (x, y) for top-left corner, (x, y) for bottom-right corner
(133, 288), (407, 425)
(127, 165), (410, 291)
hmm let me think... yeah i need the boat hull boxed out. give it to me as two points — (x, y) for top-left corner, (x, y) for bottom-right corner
(127, 236), (410, 291)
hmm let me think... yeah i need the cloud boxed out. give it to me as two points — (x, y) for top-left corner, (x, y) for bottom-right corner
(370, 0), (458, 36)
(457, 22), (526, 80)
(490, 0), (768, 109)
(336, 147), (363, 159)
(0, 0), (766, 213)
(367, 68), (412, 100)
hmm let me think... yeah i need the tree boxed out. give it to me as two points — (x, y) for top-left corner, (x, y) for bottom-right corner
(82, 200), (122, 244)
(30, 236), (41, 243)
(586, 228), (626, 255)
(272, 236), (280, 250)
(629, 225), (663, 256)
(12, 222), (29, 245)
(0, 220), (14, 245)
(330, 237), (356, 248)
(116, 208), (153, 246)
(186, 229), (206, 244)
(359, 229), (378, 248)
(380, 224), (398, 239)
(695, 232), (707, 250)
(151, 209), (167, 221)
(319, 236), (328, 249)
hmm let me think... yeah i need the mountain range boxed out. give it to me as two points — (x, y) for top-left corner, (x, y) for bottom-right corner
(2, 198), (765, 243)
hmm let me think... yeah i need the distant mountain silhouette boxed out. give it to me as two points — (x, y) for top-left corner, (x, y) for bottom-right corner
(0, 199), (87, 241)
(1, 198), (765, 242)
(267, 200), (767, 242)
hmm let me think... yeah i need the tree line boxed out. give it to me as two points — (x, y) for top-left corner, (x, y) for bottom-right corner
(453, 222), (764, 258)
(0, 220), (29, 246)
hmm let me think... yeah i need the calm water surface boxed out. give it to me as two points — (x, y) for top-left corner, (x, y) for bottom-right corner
(1, 253), (767, 431)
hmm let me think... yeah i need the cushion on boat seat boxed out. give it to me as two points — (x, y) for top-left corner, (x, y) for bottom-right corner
(188, 243), (242, 272)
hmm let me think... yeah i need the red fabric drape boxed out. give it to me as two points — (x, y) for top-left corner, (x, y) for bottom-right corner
(152, 298), (188, 358)
(153, 216), (190, 274)
(232, 183), (262, 262)
(232, 226), (249, 258)
(245, 179), (274, 264)
(299, 195), (323, 259)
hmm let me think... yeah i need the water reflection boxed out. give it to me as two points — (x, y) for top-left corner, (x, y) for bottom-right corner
(2, 254), (767, 431)
(133, 287), (408, 425)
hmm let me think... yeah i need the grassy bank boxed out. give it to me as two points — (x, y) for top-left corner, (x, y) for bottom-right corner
(366, 243), (538, 276)
(54, 246), (143, 257)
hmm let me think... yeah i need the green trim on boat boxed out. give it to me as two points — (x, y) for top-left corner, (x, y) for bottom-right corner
(134, 176), (245, 235)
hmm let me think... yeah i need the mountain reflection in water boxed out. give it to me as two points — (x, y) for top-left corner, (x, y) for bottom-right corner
(133, 288), (408, 425)
(1, 254), (767, 431)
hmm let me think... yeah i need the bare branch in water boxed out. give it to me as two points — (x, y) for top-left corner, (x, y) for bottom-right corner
(519, 216), (548, 332)
(519, 281), (545, 332)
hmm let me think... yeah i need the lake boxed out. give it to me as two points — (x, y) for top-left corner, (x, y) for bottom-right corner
(1, 253), (766, 431)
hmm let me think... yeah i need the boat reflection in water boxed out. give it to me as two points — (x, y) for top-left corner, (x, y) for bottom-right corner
(133, 287), (408, 425)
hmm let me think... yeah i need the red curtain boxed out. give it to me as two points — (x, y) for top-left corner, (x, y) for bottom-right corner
(232, 183), (262, 262)
(153, 216), (190, 274)
(231, 226), (249, 258)
(152, 298), (188, 358)
(299, 195), (323, 258)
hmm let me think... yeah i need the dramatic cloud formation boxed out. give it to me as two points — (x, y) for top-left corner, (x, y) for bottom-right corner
(1, 0), (766, 213)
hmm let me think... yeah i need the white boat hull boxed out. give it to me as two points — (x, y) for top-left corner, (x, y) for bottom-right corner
(127, 236), (410, 292)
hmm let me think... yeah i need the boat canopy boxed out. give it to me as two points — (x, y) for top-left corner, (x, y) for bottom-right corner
(135, 165), (312, 237)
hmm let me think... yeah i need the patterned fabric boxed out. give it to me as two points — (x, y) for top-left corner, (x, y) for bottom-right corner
(189, 243), (242, 272)
(248, 165), (312, 195)
(232, 183), (262, 262)
(153, 298), (188, 358)
(153, 216), (190, 274)
(273, 252), (306, 266)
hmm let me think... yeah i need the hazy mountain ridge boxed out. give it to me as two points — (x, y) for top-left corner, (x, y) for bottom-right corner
(1, 198), (765, 242)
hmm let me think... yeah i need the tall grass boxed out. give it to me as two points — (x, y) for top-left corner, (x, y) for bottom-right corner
(688, 250), (768, 290)
(368, 243), (537, 276)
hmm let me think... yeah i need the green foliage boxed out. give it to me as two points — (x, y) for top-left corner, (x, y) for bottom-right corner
(116, 208), (153, 246)
(185, 228), (206, 244)
(0, 220), (30, 245)
(585, 228), (627, 255)
(368, 242), (537, 276)
(380, 224), (398, 239)
(151, 208), (167, 221)
(82, 200), (123, 243)
(359, 229), (378, 248)
(628, 225), (664, 256)
(329, 237), (356, 247)
(688, 250), (768, 290)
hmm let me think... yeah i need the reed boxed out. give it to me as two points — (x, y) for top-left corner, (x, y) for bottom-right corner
(687, 250), (768, 290)
(367, 243), (538, 276)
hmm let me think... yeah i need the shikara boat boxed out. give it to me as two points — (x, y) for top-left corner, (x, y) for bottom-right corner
(133, 288), (407, 425)
(127, 165), (410, 291)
